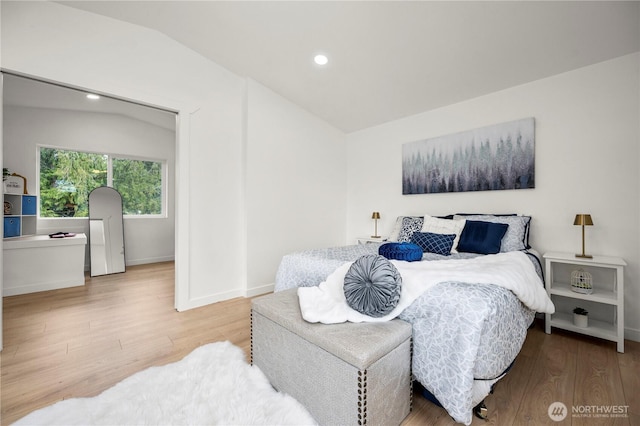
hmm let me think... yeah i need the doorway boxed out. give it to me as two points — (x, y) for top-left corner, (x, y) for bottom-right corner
(1, 72), (178, 324)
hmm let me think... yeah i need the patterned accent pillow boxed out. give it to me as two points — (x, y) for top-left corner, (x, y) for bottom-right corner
(387, 216), (423, 242)
(395, 216), (424, 242)
(420, 214), (466, 253)
(453, 214), (531, 252)
(343, 255), (402, 318)
(411, 232), (456, 256)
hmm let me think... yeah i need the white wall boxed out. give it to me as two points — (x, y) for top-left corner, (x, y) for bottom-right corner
(347, 53), (640, 340)
(0, 74), (4, 350)
(0, 1), (349, 312)
(3, 105), (175, 267)
(0, 1), (246, 311)
(245, 80), (346, 294)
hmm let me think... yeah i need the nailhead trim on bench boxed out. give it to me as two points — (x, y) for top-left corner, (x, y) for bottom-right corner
(357, 369), (368, 425)
(250, 310), (254, 365)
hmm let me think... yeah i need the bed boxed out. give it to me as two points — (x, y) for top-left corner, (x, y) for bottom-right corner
(274, 214), (554, 425)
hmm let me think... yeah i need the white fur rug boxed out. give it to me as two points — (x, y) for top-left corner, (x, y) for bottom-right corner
(15, 341), (317, 425)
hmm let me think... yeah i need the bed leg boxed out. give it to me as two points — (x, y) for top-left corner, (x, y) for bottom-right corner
(473, 400), (488, 420)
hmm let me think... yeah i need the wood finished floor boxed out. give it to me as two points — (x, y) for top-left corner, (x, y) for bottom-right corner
(1, 262), (638, 425)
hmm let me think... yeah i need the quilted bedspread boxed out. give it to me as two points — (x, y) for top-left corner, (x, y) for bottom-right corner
(399, 282), (535, 424)
(274, 244), (548, 424)
(275, 244), (381, 291)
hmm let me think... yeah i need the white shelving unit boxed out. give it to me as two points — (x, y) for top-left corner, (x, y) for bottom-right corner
(544, 251), (626, 353)
(3, 193), (37, 238)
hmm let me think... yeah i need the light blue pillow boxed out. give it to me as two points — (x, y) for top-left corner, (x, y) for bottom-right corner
(343, 255), (402, 317)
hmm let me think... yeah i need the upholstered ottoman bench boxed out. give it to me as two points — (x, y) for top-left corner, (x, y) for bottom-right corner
(251, 288), (412, 426)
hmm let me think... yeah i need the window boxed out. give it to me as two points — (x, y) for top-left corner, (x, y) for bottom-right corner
(113, 158), (163, 215)
(39, 147), (165, 218)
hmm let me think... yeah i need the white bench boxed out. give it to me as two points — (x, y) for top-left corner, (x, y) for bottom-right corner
(251, 288), (412, 426)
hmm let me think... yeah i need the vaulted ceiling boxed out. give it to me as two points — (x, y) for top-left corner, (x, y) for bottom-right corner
(36, 1), (640, 132)
(3, 73), (177, 130)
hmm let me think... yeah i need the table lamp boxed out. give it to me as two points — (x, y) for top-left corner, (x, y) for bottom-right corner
(573, 214), (593, 258)
(371, 212), (381, 238)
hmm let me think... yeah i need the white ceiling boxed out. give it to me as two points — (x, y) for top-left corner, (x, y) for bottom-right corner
(2, 73), (177, 130)
(19, 1), (640, 132)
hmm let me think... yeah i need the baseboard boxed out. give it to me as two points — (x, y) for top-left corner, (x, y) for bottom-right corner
(625, 327), (640, 343)
(84, 256), (175, 272)
(3, 278), (85, 297)
(126, 256), (175, 266)
(177, 288), (246, 312)
(246, 283), (274, 298)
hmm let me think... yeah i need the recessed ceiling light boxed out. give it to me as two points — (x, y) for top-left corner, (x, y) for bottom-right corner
(86, 93), (100, 100)
(314, 54), (328, 65)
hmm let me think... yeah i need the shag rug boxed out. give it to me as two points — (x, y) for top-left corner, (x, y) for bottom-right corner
(14, 341), (317, 425)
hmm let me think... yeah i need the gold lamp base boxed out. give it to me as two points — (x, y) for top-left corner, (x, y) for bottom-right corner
(371, 212), (381, 240)
(575, 253), (593, 259)
(574, 214), (594, 260)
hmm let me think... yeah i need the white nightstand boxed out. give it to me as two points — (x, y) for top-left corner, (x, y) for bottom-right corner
(357, 236), (388, 245)
(543, 252), (626, 353)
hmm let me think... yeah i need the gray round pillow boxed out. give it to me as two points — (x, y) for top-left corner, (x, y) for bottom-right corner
(343, 254), (402, 317)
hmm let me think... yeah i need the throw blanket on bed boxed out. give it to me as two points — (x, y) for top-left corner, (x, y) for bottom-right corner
(298, 251), (554, 324)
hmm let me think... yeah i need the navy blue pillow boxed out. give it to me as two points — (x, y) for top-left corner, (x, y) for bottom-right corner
(379, 242), (423, 262)
(457, 220), (509, 254)
(410, 232), (456, 256)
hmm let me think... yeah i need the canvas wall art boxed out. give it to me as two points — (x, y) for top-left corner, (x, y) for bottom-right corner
(402, 118), (535, 194)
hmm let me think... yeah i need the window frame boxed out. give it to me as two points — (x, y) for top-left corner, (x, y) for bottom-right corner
(37, 145), (168, 219)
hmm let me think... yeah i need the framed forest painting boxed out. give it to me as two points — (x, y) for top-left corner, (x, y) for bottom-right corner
(402, 118), (535, 194)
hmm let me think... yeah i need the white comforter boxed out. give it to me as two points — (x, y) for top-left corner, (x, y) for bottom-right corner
(298, 251), (554, 324)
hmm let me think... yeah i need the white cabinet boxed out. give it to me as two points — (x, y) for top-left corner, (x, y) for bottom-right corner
(3, 233), (87, 296)
(3, 193), (37, 238)
(544, 252), (625, 353)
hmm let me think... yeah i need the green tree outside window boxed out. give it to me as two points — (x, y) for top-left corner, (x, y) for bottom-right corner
(113, 158), (162, 215)
(39, 148), (164, 217)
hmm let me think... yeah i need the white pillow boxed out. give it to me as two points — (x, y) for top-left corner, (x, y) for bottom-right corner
(420, 214), (466, 253)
